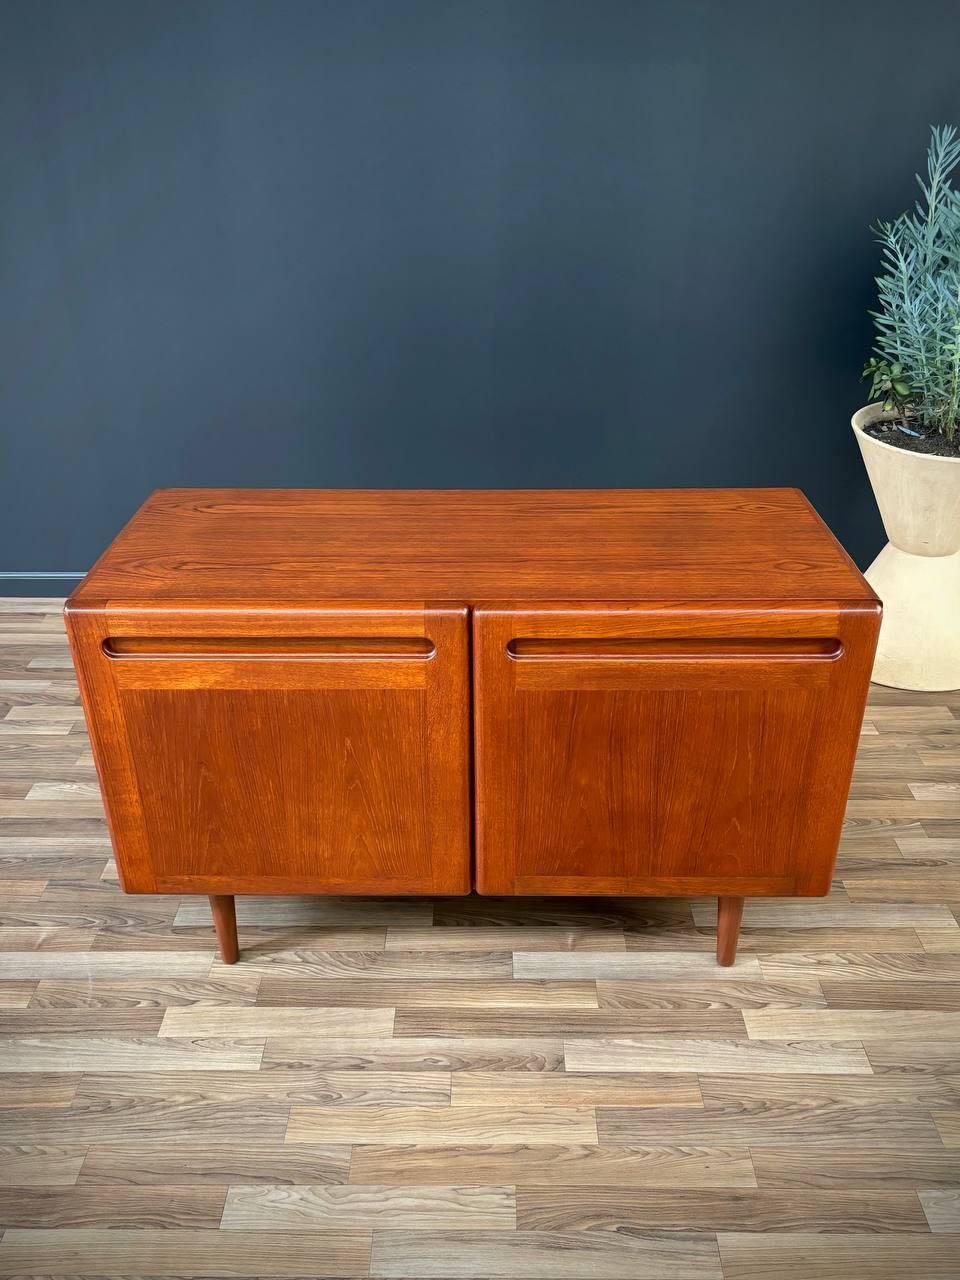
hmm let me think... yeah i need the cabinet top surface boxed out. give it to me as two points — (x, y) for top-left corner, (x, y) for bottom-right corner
(69, 487), (875, 609)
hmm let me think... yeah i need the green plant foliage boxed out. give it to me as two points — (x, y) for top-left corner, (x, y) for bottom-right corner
(863, 125), (960, 442)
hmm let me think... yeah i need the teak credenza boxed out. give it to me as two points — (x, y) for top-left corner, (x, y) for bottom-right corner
(65, 488), (880, 966)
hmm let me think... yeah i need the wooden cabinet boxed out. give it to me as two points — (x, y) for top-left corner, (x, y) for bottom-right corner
(67, 605), (470, 897)
(66, 488), (880, 966)
(473, 603), (877, 900)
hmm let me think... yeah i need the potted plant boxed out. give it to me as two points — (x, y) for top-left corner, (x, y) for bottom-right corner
(853, 125), (960, 691)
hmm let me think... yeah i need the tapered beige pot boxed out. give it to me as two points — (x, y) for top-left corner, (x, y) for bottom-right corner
(852, 403), (960, 691)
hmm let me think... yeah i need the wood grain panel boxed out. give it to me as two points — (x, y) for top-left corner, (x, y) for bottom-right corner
(260, 1036), (565, 1072)
(349, 1143), (758, 1187)
(66, 488), (872, 605)
(514, 952), (763, 979)
(0, 1185), (226, 1228)
(222, 1183), (516, 1230)
(0, 951), (213, 978)
(698, 1073), (960, 1108)
(78, 1144), (350, 1185)
(920, 1190), (960, 1232)
(597, 1105), (943, 1147)
(393, 1009), (747, 1037)
(474, 603), (876, 898)
(0, 1228), (372, 1276)
(287, 1105), (600, 1145)
(0, 1034), (262, 1072)
(0, 1152), (85, 1187)
(0, 1099), (290, 1144)
(564, 1037), (872, 1074)
(0, 979), (36, 1006)
(215, 948), (513, 978)
(516, 1186), (927, 1232)
(596, 978), (825, 1009)
(255, 977), (600, 1008)
(716, 1233), (960, 1280)
(385, 925), (628, 951)
(158, 1004), (394, 1038)
(751, 1146), (960, 1189)
(760, 951), (960, 981)
(76, 1069), (451, 1104)
(449, 1071), (702, 1107)
(31, 973), (262, 1007)
(0, 1072), (80, 1106)
(369, 1228), (722, 1279)
(67, 604), (470, 896)
(744, 1009), (960, 1039)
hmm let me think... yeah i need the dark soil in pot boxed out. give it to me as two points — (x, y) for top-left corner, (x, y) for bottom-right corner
(864, 420), (960, 458)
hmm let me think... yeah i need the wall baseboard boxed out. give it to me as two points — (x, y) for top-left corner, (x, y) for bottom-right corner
(0, 572), (85, 598)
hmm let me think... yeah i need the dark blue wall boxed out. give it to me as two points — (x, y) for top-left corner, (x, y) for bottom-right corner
(3, 0), (959, 591)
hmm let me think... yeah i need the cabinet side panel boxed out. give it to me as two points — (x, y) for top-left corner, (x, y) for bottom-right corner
(64, 607), (157, 892)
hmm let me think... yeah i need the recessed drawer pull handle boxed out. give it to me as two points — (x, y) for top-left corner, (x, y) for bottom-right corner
(102, 636), (436, 661)
(506, 637), (843, 661)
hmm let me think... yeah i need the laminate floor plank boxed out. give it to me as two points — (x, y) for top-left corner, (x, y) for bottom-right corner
(744, 1009), (960, 1039)
(0, 1007), (164, 1033)
(513, 952), (763, 980)
(716, 1232), (960, 1279)
(287, 1104), (600, 1145)
(760, 951), (960, 981)
(0, 1185), (226, 1228)
(222, 1183), (516, 1230)
(820, 980), (960, 1009)
(76, 1069), (452, 1104)
(0, 1228), (372, 1276)
(78, 1144), (351, 1185)
(864, 1040), (960, 1075)
(596, 1104), (943, 1147)
(564, 1037), (872, 1074)
(0, 1033), (263, 1073)
(261, 1036), (564, 1072)
(751, 1146), (960, 1189)
(30, 974), (262, 1007)
(394, 1009), (747, 1037)
(0, 979), (35, 1006)
(932, 1111), (960, 1145)
(255, 978), (600, 1008)
(920, 1189), (960, 1232)
(158, 1005), (394, 1038)
(386, 926), (627, 951)
(0, 1151), (85, 1187)
(0, 1099), (290, 1144)
(699, 1072), (960, 1107)
(449, 1071), (702, 1107)
(0, 1072), (80, 1106)
(348, 1143), (758, 1187)
(595, 978), (825, 1010)
(515, 1186), (928, 1232)
(369, 1229), (722, 1279)
(0, 952), (214, 979)
(222, 949), (513, 978)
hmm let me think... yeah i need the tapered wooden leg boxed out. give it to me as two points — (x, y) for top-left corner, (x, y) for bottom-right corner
(209, 894), (239, 964)
(716, 895), (744, 966)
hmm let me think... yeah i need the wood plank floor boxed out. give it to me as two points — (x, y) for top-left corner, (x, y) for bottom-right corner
(1, 598), (958, 1278)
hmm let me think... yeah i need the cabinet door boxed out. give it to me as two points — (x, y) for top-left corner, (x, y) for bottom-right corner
(474, 604), (878, 898)
(67, 606), (470, 895)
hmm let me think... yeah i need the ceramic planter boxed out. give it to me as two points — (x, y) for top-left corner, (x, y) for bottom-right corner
(852, 403), (960, 691)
